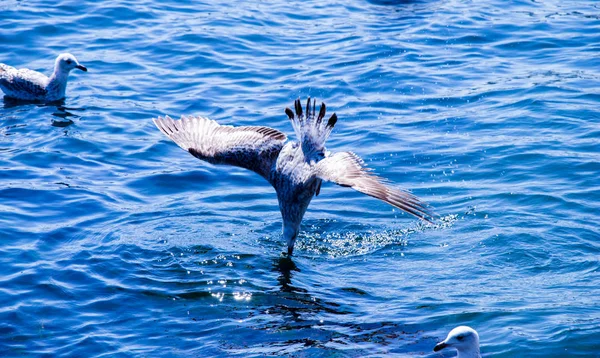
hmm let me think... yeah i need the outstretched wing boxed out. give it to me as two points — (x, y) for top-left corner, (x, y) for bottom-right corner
(153, 115), (287, 180)
(313, 151), (434, 222)
(0, 64), (48, 99)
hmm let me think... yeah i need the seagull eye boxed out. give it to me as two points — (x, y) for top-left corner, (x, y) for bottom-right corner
(66, 60), (72, 64)
(457, 335), (464, 341)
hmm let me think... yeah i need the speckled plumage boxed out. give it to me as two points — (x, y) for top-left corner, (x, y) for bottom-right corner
(154, 99), (434, 255)
(0, 53), (87, 101)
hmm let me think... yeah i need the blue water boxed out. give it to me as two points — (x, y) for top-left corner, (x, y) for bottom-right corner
(1, 0), (599, 356)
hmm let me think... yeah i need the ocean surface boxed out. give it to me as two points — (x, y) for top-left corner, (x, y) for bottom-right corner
(0, 0), (599, 356)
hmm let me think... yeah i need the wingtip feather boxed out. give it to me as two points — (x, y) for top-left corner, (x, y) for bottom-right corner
(285, 107), (294, 120)
(317, 102), (326, 124)
(327, 113), (338, 129)
(294, 98), (303, 118)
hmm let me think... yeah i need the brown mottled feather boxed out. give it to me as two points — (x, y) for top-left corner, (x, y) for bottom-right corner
(314, 151), (434, 222)
(153, 115), (287, 180)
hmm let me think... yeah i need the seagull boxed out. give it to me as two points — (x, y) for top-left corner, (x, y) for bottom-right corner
(153, 98), (434, 255)
(434, 326), (481, 358)
(0, 53), (87, 102)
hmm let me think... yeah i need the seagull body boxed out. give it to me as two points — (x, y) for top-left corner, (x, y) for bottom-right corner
(153, 98), (433, 255)
(0, 53), (87, 101)
(434, 326), (481, 358)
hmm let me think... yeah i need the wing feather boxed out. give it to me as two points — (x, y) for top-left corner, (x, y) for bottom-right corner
(0, 65), (48, 98)
(313, 151), (434, 222)
(153, 115), (287, 179)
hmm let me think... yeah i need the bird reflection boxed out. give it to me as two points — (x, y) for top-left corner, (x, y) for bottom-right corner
(3, 96), (63, 109)
(2, 97), (82, 127)
(272, 256), (307, 293)
(51, 105), (80, 127)
(267, 256), (348, 327)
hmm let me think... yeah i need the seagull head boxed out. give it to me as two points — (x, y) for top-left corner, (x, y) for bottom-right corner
(434, 326), (480, 357)
(55, 53), (87, 73)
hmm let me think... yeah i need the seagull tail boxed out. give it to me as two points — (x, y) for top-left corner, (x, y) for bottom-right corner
(284, 97), (337, 155)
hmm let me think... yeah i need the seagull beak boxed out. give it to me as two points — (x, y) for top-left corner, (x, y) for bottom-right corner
(76, 64), (88, 72)
(433, 342), (448, 352)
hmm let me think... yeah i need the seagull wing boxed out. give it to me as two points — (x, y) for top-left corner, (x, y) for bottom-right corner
(0, 65), (48, 98)
(313, 151), (434, 222)
(153, 115), (287, 180)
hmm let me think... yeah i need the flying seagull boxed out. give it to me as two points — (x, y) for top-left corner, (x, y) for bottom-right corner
(0, 53), (87, 102)
(434, 326), (481, 358)
(153, 98), (434, 255)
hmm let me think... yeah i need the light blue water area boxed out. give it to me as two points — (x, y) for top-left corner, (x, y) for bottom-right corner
(1, 0), (599, 356)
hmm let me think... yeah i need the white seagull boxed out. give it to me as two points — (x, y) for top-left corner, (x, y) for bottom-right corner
(153, 98), (434, 255)
(0, 53), (87, 102)
(434, 326), (481, 358)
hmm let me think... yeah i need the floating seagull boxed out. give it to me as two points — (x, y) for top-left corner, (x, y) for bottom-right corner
(434, 326), (481, 358)
(0, 53), (87, 102)
(153, 98), (434, 255)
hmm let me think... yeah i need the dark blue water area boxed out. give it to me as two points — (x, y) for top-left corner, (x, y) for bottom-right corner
(1, 0), (599, 356)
